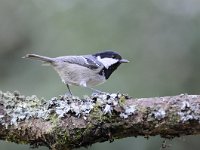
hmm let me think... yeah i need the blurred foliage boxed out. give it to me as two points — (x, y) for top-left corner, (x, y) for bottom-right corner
(0, 0), (200, 150)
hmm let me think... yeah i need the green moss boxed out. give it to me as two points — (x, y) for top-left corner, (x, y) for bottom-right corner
(90, 103), (103, 121)
(44, 113), (60, 134)
(74, 129), (85, 141)
(57, 131), (69, 145)
(168, 113), (180, 125)
(49, 113), (59, 125)
(119, 96), (126, 107)
(5, 131), (29, 145)
(50, 126), (70, 149)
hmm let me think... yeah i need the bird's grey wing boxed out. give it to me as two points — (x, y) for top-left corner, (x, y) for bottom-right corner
(57, 55), (103, 70)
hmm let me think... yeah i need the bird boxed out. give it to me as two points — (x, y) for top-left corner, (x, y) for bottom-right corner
(23, 50), (129, 95)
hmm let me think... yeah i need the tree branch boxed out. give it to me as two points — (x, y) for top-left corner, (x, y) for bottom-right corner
(0, 91), (200, 150)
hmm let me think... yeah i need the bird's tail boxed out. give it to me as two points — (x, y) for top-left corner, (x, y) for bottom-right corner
(23, 54), (54, 64)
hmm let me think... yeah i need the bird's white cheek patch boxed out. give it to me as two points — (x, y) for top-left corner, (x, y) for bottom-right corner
(97, 56), (118, 69)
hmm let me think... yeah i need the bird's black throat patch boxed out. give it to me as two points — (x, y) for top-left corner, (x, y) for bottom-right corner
(99, 62), (121, 79)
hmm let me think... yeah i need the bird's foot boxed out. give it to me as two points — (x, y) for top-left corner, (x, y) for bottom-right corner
(64, 92), (73, 99)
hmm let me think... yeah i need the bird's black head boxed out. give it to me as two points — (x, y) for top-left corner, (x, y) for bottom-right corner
(93, 51), (122, 59)
(93, 50), (129, 79)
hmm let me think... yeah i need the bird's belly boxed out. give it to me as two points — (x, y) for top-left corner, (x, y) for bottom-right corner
(54, 63), (105, 87)
(86, 74), (106, 87)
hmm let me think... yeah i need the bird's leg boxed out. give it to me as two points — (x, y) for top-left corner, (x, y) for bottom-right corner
(66, 84), (73, 96)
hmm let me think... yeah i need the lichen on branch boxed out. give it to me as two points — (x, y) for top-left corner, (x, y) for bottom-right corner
(0, 91), (200, 150)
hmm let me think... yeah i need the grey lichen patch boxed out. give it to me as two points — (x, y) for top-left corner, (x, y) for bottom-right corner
(0, 91), (48, 127)
(178, 112), (194, 122)
(177, 97), (200, 123)
(179, 93), (188, 97)
(103, 104), (112, 114)
(120, 105), (137, 119)
(0, 91), (131, 128)
(177, 95), (200, 123)
(91, 92), (133, 118)
(181, 101), (190, 110)
(47, 95), (95, 118)
(152, 108), (166, 120)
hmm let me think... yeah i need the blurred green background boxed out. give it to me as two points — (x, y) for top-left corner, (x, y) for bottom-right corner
(0, 0), (200, 150)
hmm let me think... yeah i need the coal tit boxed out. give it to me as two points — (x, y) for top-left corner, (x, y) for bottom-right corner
(23, 50), (129, 95)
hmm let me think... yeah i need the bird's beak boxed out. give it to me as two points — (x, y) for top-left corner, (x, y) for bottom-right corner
(120, 59), (129, 63)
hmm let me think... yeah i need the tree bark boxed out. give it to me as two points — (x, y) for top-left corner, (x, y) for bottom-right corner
(0, 91), (200, 150)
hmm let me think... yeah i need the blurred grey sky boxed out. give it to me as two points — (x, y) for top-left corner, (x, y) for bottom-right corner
(0, 0), (200, 150)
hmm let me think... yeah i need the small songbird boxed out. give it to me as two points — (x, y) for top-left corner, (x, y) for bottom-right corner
(23, 50), (129, 95)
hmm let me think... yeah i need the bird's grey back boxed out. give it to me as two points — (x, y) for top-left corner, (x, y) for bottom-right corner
(53, 55), (103, 70)
(51, 55), (105, 86)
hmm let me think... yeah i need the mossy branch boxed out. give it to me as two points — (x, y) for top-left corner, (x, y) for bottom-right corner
(0, 91), (200, 150)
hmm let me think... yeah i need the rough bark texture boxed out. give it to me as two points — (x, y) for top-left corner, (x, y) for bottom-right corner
(0, 91), (200, 150)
